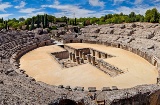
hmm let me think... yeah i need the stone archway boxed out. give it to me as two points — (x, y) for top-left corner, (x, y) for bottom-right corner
(118, 44), (120, 48)
(44, 42), (47, 46)
(70, 40), (73, 43)
(149, 90), (160, 105)
(80, 39), (83, 43)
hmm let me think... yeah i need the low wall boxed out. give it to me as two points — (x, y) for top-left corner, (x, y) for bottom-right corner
(90, 48), (114, 59)
(97, 59), (124, 77)
(51, 51), (69, 59)
(10, 40), (53, 70)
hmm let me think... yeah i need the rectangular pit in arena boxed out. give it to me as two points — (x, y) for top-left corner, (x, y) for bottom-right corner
(51, 44), (123, 77)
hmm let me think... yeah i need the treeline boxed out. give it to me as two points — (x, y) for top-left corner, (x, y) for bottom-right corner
(79, 8), (160, 25)
(0, 14), (57, 30)
(0, 8), (160, 30)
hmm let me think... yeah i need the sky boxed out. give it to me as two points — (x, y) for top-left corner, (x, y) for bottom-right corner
(0, 0), (160, 19)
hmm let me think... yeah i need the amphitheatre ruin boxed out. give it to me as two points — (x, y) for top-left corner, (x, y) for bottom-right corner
(1, 22), (160, 104)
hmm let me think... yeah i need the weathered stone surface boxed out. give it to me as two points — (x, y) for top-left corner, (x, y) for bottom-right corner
(0, 23), (160, 104)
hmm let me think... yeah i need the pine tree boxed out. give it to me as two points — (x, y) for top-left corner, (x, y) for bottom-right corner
(4, 21), (8, 30)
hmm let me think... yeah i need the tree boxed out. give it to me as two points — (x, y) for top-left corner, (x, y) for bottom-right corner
(30, 18), (35, 30)
(135, 14), (144, 22)
(145, 9), (152, 22)
(151, 8), (159, 23)
(129, 12), (136, 22)
(11, 18), (19, 22)
(26, 21), (29, 30)
(19, 17), (25, 22)
(74, 18), (77, 25)
(4, 21), (8, 30)
(25, 18), (32, 25)
(41, 15), (45, 28)
(44, 14), (48, 28)
(12, 22), (19, 29)
(145, 8), (159, 23)
(0, 23), (4, 29)
(8, 21), (15, 29)
(37, 15), (40, 28)
(0, 18), (4, 23)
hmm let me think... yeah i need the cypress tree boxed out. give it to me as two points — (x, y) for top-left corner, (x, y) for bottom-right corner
(2, 18), (3, 24)
(3, 21), (8, 30)
(37, 15), (40, 28)
(83, 21), (86, 26)
(42, 15), (45, 28)
(44, 14), (48, 28)
(26, 21), (29, 30)
(30, 18), (34, 30)
(75, 18), (77, 25)
(67, 18), (69, 25)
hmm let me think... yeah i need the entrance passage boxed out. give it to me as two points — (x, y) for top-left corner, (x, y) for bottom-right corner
(70, 40), (73, 43)
(154, 60), (157, 67)
(80, 39), (83, 43)
(58, 99), (77, 105)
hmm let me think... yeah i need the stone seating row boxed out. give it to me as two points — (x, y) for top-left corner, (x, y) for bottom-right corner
(57, 85), (118, 92)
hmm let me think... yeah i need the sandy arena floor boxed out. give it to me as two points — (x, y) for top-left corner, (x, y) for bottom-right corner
(20, 43), (158, 89)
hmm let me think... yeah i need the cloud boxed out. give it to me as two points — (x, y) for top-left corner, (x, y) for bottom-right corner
(41, 1), (96, 18)
(15, 1), (26, 9)
(134, 0), (143, 4)
(0, 2), (12, 12)
(54, 0), (60, 5)
(0, 14), (13, 19)
(154, 0), (160, 2)
(19, 8), (42, 14)
(20, 11), (46, 19)
(88, 0), (105, 7)
(113, 0), (125, 5)
(108, 5), (160, 15)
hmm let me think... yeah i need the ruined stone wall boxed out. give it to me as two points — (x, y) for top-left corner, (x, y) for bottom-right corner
(90, 48), (114, 59)
(96, 59), (124, 77)
(51, 51), (69, 59)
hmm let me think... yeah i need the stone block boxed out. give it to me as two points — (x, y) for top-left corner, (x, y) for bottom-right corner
(102, 87), (111, 91)
(58, 85), (64, 88)
(77, 87), (84, 91)
(112, 86), (118, 90)
(88, 87), (96, 92)
(65, 86), (71, 90)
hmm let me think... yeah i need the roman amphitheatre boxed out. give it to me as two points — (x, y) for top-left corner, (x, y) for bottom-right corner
(1, 22), (160, 105)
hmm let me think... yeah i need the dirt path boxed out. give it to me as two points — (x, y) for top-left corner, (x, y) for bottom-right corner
(20, 44), (158, 90)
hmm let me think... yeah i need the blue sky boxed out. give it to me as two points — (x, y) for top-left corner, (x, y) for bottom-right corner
(0, 0), (159, 19)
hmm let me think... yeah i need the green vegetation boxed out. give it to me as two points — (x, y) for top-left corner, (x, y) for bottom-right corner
(0, 8), (160, 30)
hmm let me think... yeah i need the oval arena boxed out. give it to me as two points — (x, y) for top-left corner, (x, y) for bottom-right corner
(20, 43), (158, 89)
